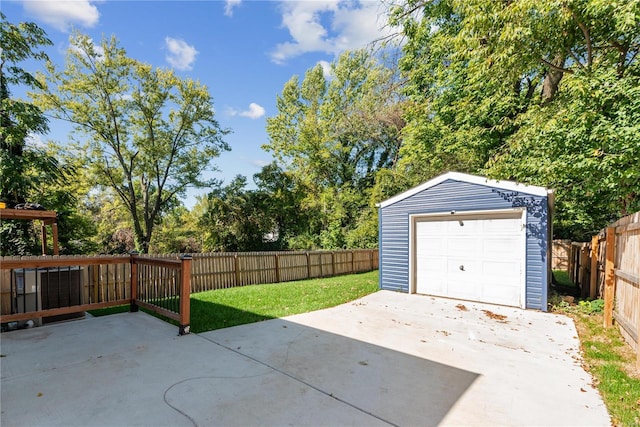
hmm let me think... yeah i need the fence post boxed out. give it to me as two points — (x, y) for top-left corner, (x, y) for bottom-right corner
(275, 254), (280, 283)
(306, 252), (311, 279)
(589, 235), (598, 299)
(331, 251), (335, 276)
(637, 303), (640, 370)
(130, 251), (139, 312)
(603, 227), (616, 328)
(179, 254), (192, 335)
(351, 250), (355, 273)
(234, 254), (240, 286)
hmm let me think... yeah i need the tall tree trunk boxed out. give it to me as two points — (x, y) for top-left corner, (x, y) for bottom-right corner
(541, 54), (566, 104)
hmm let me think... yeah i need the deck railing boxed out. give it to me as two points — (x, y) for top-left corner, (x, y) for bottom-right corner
(0, 254), (192, 335)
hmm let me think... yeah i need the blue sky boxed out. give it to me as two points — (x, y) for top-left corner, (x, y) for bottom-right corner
(3, 0), (395, 208)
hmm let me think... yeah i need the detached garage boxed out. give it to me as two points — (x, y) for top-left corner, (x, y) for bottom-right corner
(378, 172), (553, 311)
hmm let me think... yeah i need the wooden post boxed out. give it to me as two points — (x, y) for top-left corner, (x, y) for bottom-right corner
(51, 222), (59, 255)
(580, 245), (589, 297)
(40, 221), (47, 255)
(603, 227), (616, 328)
(234, 254), (240, 286)
(589, 235), (599, 299)
(306, 252), (311, 279)
(331, 251), (335, 276)
(637, 307), (640, 370)
(351, 250), (355, 273)
(637, 305), (640, 370)
(275, 254), (280, 283)
(179, 254), (192, 335)
(130, 252), (139, 312)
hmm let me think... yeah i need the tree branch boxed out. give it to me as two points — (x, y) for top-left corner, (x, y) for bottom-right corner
(540, 57), (574, 74)
(565, 4), (592, 68)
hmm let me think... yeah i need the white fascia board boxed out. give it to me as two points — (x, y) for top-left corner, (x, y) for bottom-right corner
(376, 171), (549, 209)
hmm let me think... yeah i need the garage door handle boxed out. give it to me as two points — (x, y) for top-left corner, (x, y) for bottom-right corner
(459, 265), (465, 271)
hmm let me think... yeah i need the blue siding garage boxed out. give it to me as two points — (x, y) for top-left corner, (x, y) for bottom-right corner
(378, 172), (553, 310)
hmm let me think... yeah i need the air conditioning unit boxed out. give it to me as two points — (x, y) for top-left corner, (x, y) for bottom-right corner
(14, 267), (84, 325)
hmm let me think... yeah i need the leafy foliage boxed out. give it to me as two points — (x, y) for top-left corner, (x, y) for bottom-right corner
(392, 0), (640, 240)
(264, 49), (404, 249)
(0, 13), (85, 255)
(33, 33), (230, 253)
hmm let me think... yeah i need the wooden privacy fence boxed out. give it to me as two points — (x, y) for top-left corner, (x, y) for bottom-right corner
(0, 254), (192, 335)
(146, 249), (379, 293)
(564, 212), (639, 369)
(551, 239), (571, 271)
(1, 249), (377, 333)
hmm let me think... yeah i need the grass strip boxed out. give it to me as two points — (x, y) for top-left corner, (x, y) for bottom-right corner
(549, 272), (640, 427)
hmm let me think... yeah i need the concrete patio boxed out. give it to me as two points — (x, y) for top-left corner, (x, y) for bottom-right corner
(1, 290), (610, 426)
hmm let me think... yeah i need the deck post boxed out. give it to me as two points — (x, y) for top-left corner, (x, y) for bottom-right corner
(179, 254), (192, 335)
(130, 251), (139, 312)
(41, 221), (47, 255)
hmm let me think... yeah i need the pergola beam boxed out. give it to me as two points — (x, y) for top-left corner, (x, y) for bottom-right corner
(0, 208), (60, 255)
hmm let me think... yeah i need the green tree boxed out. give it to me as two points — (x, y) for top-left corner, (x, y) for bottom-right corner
(252, 162), (310, 249)
(265, 49), (405, 248)
(196, 176), (273, 252)
(393, 0), (640, 239)
(34, 33), (230, 253)
(150, 205), (202, 254)
(0, 13), (75, 255)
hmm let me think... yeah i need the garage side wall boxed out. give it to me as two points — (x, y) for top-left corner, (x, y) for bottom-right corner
(379, 179), (549, 310)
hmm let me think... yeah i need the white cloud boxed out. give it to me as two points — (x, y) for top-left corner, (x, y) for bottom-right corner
(227, 103), (266, 120)
(251, 159), (271, 168)
(270, 0), (394, 64)
(240, 103), (266, 119)
(21, 0), (101, 32)
(318, 60), (332, 78)
(224, 0), (242, 17)
(164, 37), (198, 71)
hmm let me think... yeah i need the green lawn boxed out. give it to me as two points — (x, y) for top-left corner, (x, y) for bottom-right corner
(189, 270), (379, 333)
(89, 270), (380, 333)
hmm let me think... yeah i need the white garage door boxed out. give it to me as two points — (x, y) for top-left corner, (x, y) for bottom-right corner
(414, 211), (525, 307)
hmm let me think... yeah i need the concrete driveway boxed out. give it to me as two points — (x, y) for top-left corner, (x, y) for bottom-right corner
(1, 290), (610, 426)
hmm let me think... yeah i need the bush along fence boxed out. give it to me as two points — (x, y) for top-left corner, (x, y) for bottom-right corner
(554, 211), (639, 369)
(145, 249), (379, 293)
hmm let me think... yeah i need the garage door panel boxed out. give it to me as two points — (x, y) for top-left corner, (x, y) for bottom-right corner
(482, 283), (521, 306)
(414, 213), (524, 308)
(482, 238), (521, 259)
(417, 237), (444, 256)
(446, 238), (480, 254)
(481, 260), (520, 281)
(416, 255), (446, 295)
(482, 218), (521, 234)
(446, 277), (481, 301)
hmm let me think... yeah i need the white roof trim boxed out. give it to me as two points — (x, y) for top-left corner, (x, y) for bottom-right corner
(377, 171), (548, 208)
